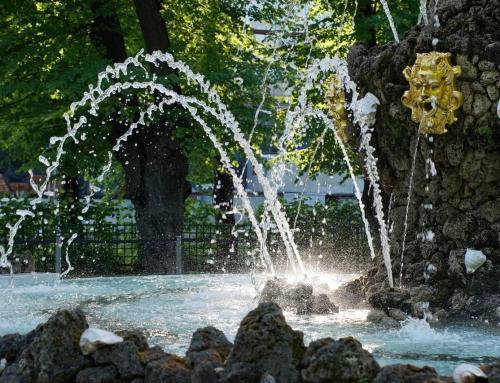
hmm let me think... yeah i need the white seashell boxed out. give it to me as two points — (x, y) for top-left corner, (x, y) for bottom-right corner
(464, 249), (487, 274)
(356, 92), (380, 128)
(452, 363), (487, 383)
(0, 358), (6, 373)
(260, 372), (276, 383)
(80, 327), (123, 355)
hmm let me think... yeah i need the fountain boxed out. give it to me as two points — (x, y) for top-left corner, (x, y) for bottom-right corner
(347, 0), (500, 322)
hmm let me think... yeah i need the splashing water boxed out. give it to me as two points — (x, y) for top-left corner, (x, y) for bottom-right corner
(399, 118), (425, 287)
(379, 0), (400, 42)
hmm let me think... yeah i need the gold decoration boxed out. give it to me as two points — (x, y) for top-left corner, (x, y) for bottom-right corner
(402, 52), (463, 135)
(327, 75), (349, 142)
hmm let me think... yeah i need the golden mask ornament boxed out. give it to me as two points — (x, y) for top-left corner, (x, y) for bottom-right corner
(402, 52), (463, 135)
(327, 75), (349, 142)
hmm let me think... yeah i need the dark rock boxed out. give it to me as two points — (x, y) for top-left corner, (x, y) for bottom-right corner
(0, 334), (26, 363)
(186, 349), (223, 369)
(0, 363), (26, 383)
(10, 310), (89, 383)
(191, 362), (223, 383)
(138, 346), (167, 365)
(330, 278), (368, 309)
(367, 309), (400, 328)
(75, 365), (118, 383)
(481, 359), (500, 383)
(92, 341), (144, 380)
(260, 278), (286, 305)
(301, 337), (380, 383)
(186, 326), (232, 368)
(287, 284), (314, 314)
(116, 329), (149, 352)
(464, 294), (500, 318)
(144, 354), (191, 383)
(367, 288), (410, 310)
(373, 364), (440, 383)
(224, 302), (305, 383)
(311, 294), (339, 315)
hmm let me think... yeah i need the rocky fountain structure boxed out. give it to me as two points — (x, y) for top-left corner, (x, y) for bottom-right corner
(343, 0), (500, 322)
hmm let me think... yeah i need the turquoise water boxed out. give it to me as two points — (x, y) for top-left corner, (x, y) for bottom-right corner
(2, 273), (499, 375)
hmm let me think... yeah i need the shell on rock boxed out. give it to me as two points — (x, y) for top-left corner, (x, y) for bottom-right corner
(0, 358), (6, 373)
(80, 327), (123, 355)
(452, 363), (487, 383)
(464, 249), (487, 274)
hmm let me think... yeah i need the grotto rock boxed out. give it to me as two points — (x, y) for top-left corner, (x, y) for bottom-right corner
(186, 326), (232, 369)
(115, 329), (149, 352)
(92, 341), (144, 380)
(481, 359), (500, 383)
(2, 310), (90, 383)
(367, 309), (400, 328)
(224, 302), (305, 383)
(259, 279), (338, 315)
(373, 364), (441, 383)
(301, 337), (380, 383)
(0, 334), (26, 363)
(143, 354), (191, 383)
(191, 362), (223, 383)
(347, 0), (500, 314)
(311, 294), (339, 315)
(367, 288), (410, 310)
(75, 365), (119, 383)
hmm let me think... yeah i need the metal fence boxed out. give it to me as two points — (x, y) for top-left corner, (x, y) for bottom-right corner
(1, 221), (371, 275)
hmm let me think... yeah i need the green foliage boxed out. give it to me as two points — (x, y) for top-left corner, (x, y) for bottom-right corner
(0, 0), (420, 217)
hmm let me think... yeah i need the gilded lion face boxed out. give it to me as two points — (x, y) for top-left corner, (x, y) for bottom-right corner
(327, 75), (348, 142)
(402, 52), (463, 135)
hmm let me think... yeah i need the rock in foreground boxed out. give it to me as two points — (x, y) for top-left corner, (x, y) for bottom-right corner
(1, 305), (499, 383)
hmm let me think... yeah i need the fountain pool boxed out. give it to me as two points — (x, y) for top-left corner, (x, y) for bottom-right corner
(2, 273), (499, 375)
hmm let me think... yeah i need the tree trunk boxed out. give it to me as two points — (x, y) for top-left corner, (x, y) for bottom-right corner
(90, 0), (190, 274)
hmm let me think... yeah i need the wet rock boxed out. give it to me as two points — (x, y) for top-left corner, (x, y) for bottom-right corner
(311, 294), (339, 315)
(10, 309), (89, 383)
(116, 329), (149, 352)
(301, 337), (380, 383)
(373, 364), (440, 383)
(75, 365), (119, 383)
(186, 326), (232, 369)
(92, 341), (144, 379)
(0, 334), (26, 363)
(224, 302), (305, 383)
(367, 288), (410, 310)
(138, 346), (167, 365)
(481, 360), (500, 383)
(450, 290), (469, 313)
(472, 93), (492, 117)
(464, 294), (500, 318)
(144, 354), (191, 383)
(367, 309), (400, 328)
(191, 362), (223, 383)
(388, 308), (407, 322)
(456, 55), (477, 80)
(480, 71), (499, 86)
(186, 349), (223, 369)
(330, 278), (367, 309)
(260, 278), (286, 305)
(288, 284), (314, 315)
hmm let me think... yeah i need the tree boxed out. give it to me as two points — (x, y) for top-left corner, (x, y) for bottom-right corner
(0, 0), (278, 273)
